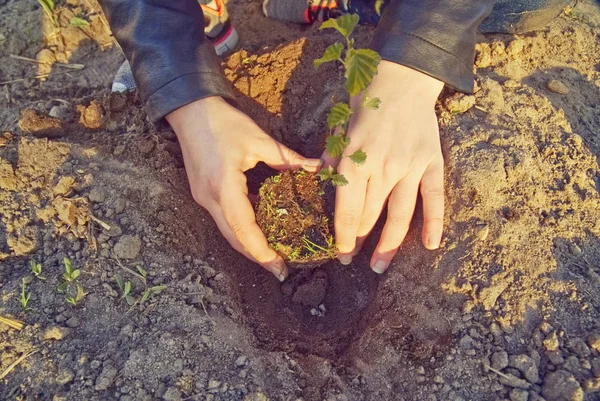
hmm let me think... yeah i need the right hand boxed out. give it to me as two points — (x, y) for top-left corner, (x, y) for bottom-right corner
(166, 97), (322, 281)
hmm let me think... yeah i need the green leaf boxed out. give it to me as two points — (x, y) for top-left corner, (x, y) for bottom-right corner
(70, 16), (90, 27)
(123, 281), (132, 297)
(136, 266), (148, 278)
(314, 43), (343, 70)
(125, 294), (136, 306)
(57, 282), (69, 293)
(114, 274), (124, 291)
(71, 269), (81, 280)
(317, 166), (334, 181)
(150, 285), (167, 293)
(361, 95), (381, 110)
(139, 290), (151, 306)
(375, 0), (384, 15)
(325, 135), (351, 158)
(64, 258), (72, 275)
(66, 297), (76, 306)
(75, 283), (86, 302)
(327, 103), (353, 129)
(344, 48), (381, 97)
(349, 150), (367, 165)
(319, 14), (360, 38)
(330, 174), (349, 186)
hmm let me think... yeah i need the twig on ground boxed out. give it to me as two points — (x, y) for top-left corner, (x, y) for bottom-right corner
(113, 257), (147, 284)
(0, 315), (25, 331)
(9, 54), (85, 70)
(0, 349), (39, 380)
(89, 214), (112, 231)
(0, 69), (80, 85)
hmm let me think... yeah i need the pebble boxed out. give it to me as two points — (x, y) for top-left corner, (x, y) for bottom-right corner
(509, 354), (539, 383)
(459, 335), (478, 350)
(113, 145), (126, 156)
(88, 188), (107, 203)
(588, 334), (600, 353)
(499, 373), (531, 389)
(491, 350), (509, 370)
(65, 317), (80, 328)
(544, 332), (559, 351)
(95, 365), (118, 391)
(42, 326), (72, 341)
(113, 235), (142, 260)
(542, 370), (583, 401)
(444, 94), (476, 114)
(235, 356), (248, 368)
(162, 387), (182, 401)
(547, 80), (569, 95)
(509, 388), (529, 401)
(567, 338), (591, 358)
(207, 379), (221, 390)
(49, 105), (71, 120)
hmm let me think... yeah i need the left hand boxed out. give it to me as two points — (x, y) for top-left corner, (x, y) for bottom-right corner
(322, 61), (445, 273)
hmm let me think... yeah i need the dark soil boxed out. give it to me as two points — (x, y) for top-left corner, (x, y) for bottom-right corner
(256, 169), (335, 268)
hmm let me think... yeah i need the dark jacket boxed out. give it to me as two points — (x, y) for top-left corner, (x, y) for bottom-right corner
(99, 0), (492, 123)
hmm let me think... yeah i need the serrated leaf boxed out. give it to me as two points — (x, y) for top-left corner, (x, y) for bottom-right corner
(317, 166), (334, 181)
(349, 150), (367, 165)
(344, 48), (381, 97)
(319, 14), (360, 38)
(327, 103), (353, 129)
(314, 43), (343, 70)
(70, 16), (90, 27)
(325, 135), (351, 158)
(361, 95), (381, 110)
(330, 174), (349, 186)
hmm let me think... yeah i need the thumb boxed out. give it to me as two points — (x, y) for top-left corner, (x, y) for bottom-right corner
(258, 137), (322, 173)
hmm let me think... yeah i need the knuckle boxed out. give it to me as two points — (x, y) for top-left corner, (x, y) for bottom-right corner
(337, 211), (361, 227)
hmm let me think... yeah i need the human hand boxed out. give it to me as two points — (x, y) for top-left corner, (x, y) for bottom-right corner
(167, 97), (322, 281)
(323, 61), (445, 273)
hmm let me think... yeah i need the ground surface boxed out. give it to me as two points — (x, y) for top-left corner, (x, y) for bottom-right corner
(1, 1), (600, 400)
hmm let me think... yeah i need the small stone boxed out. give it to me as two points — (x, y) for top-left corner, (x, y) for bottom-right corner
(567, 338), (591, 358)
(235, 356), (247, 368)
(22, 275), (34, 285)
(163, 387), (182, 401)
(88, 188), (107, 203)
(113, 145), (126, 156)
(113, 235), (142, 260)
(433, 375), (444, 384)
(584, 378), (600, 393)
(509, 354), (539, 383)
(444, 94), (476, 114)
(95, 365), (118, 391)
(509, 388), (529, 401)
(459, 335), (478, 350)
(207, 379), (221, 390)
(244, 392), (269, 401)
(65, 317), (80, 328)
(547, 80), (569, 95)
(492, 350), (509, 370)
(588, 334), (600, 353)
(56, 368), (74, 385)
(49, 105), (71, 120)
(416, 366), (426, 375)
(42, 326), (72, 341)
(475, 224), (489, 241)
(546, 350), (565, 366)
(542, 370), (583, 401)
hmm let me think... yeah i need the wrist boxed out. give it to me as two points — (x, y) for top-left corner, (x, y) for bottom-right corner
(375, 61), (444, 104)
(166, 96), (225, 137)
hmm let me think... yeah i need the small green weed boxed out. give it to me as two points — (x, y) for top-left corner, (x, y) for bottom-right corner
(30, 260), (46, 280)
(65, 283), (87, 306)
(58, 258), (86, 306)
(20, 279), (32, 312)
(37, 0), (56, 25)
(114, 272), (167, 309)
(70, 16), (90, 27)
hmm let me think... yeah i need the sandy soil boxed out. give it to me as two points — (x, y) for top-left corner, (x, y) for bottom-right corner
(1, 0), (600, 400)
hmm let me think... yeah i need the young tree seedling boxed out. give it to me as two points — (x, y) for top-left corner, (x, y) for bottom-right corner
(313, 14), (382, 186)
(30, 260), (46, 280)
(20, 279), (32, 312)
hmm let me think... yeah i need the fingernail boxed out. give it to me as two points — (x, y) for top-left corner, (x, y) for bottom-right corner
(338, 254), (352, 265)
(371, 260), (388, 274)
(276, 271), (286, 282)
(426, 235), (440, 250)
(304, 159), (323, 168)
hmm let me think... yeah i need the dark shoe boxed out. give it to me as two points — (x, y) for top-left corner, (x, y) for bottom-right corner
(479, 0), (573, 33)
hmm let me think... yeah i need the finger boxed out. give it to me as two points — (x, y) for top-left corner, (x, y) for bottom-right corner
(257, 137), (322, 173)
(370, 176), (420, 274)
(357, 178), (392, 238)
(420, 160), (444, 250)
(205, 201), (258, 263)
(220, 175), (289, 281)
(320, 149), (339, 169)
(335, 159), (368, 264)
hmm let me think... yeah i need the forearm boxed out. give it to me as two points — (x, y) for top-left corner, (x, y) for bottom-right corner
(371, 0), (493, 93)
(98, 0), (235, 122)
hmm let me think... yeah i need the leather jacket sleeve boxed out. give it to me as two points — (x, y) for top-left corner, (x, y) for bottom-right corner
(371, 0), (493, 93)
(98, 0), (236, 123)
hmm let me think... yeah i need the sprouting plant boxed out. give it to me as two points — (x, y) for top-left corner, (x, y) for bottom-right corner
(37, 0), (57, 25)
(313, 14), (382, 186)
(114, 273), (167, 309)
(70, 16), (91, 27)
(20, 279), (32, 312)
(58, 258), (86, 306)
(65, 283), (87, 306)
(30, 260), (46, 280)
